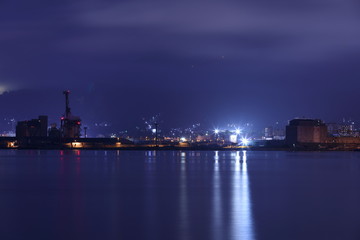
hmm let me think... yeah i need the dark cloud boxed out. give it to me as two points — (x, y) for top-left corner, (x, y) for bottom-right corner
(0, 0), (360, 129)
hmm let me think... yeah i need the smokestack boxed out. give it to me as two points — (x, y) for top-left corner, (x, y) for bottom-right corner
(63, 90), (71, 118)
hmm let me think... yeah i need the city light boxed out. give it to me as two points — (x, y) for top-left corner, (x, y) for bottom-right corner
(241, 137), (250, 146)
(71, 142), (83, 148)
(214, 129), (220, 134)
(235, 128), (241, 135)
(7, 141), (16, 148)
(230, 135), (237, 143)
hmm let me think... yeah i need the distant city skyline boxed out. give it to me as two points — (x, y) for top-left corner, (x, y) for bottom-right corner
(1, 108), (359, 140)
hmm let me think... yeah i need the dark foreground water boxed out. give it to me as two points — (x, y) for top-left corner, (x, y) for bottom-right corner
(0, 150), (360, 240)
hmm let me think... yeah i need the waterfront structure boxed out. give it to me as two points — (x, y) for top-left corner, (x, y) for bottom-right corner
(16, 115), (48, 138)
(327, 120), (357, 137)
(48, 123), (61, 139)
(264, 126), (274, 139)
(61, 90), (81, 138)
(286, 119), (328, 146)
(327, 123), (341, 136)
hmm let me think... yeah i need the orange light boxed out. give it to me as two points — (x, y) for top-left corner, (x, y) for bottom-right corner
(71, 142), (83, 148)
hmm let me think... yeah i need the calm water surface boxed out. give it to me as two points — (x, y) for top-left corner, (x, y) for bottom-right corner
(0, 150), (360, 240)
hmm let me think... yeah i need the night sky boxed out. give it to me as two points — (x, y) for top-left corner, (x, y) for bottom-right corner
(1, 0), (360, 131)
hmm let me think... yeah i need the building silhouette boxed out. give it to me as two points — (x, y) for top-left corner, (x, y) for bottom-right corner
(60, 90), (81, 138)
(286, 119), (328, 146)
(16, 115), (48, 138)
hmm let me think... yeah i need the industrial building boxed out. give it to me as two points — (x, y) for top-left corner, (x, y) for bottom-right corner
(61, 90), (81, 138)
(13, 91), (82, 148)
(16, 115), (48, 138)
(286, 119), (328, 147)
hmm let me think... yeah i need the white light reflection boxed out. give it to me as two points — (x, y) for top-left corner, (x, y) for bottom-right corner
(144, 149), (157, 237)
(145, 150), (157, 163)
(214, 151), (219, 163)
(178, 151), (190, 240)
(236, 151), (241, 163)
(181, 152), (186, 164)
(231, 150), (255, 240)
(243, 150), (247, 163)
(212, 151), (223, 240)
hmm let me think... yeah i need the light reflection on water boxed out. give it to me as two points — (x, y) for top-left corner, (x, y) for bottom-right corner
(212, 151), (223, 240)
(178, 151), (190, 240)
(230, 151), (255, 240)
(142, 150), (256, 240)
(4, 150), (360, 240)
(211, 151), (255, 240)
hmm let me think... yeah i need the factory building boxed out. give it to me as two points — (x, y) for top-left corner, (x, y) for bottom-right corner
(286, 119), (328, 146)
(48, 123), (61, 139)
(16, 115), (48, 138)
(61, 90), (81, 138)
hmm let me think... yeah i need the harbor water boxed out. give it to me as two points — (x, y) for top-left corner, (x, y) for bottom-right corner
(0, 150), (360, 240)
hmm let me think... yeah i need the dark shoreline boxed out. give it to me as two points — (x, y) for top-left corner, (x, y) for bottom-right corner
(1, 146), (358, 151)
(2, 137), (360, 151)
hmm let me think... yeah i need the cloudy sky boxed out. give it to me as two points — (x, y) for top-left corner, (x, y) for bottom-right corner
(1, 0), (360, 130)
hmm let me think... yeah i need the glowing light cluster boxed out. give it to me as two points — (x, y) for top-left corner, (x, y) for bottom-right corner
(240, 137), (250, 146)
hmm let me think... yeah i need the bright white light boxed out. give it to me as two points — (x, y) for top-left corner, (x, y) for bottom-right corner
(241, 138), (250, 146)
(230, 135), (237, 143)
(180, 137), (187, 142)
(152, 129), (157, 133)
(235, 129), (241, 135)
(214, 129), (220, 134)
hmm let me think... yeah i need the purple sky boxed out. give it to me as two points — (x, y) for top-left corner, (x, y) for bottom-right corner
(1, 0), (360, 130)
